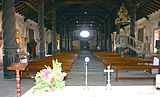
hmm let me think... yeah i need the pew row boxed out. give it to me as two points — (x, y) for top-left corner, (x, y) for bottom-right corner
(22, 52), (78, 78)
(94, 51), (158, 80)
(102, 56), (159, 80)
(95, 51), (121, 59)
(94, 51), (156, 80)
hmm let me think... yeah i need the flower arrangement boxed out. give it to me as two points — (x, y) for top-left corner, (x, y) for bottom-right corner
(33, 60), (67, 94)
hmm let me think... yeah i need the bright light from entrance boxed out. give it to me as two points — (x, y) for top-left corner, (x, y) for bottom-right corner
(80, 30), (90, 38)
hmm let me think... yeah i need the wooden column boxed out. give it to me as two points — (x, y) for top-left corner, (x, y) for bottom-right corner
(64, 32), (67, 51)
(64, 23), (68, 51)
(130, 6), (136, 38)
(60, 26), (63, 51)
(59, 22), (63, 51)
(59, 17), (66, 52)
(107, 16), (113, 51)
(129, 3), (136, 47)
(104, 17), (108, 51)
(68, 31), (72, 51)
(51, 8), (57, 54)
(67, 26), (71, 51)
(96, 27), (101, 51)
(63, 22), (68, 51)
(66, 26), (70, 51)
(2, 0), (17, 78)
(100, 31), (103, 51)
(38, 0), (45, 57)
(70, 32), (73, 51)
(65, 32), (68, 51)
(60, 22), (66, 51)
(96, 31), (99, 50)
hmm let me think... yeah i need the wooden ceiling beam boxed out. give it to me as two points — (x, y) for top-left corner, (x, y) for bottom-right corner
(15, 3), (25, 13)
(145, 7), (155, 15)
(22, 1), (50, 21)
(23, 1), (37, 12)
(145, 4), (156, 11)
(144, 10), (151, 15)
(153, 0), (160, 5)
(148, 3), (159, 11)
(152, 1), (160, 8)
(16, 8), (24, 13)
(15, 3), (24, 8)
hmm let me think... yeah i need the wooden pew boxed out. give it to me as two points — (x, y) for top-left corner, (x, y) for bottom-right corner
(102, 56), (154, 80)
(22, 52), (78, 78)
(95, 51), (120, 59)
(95, 52), (159, 80)
(103, 56), (143, 65)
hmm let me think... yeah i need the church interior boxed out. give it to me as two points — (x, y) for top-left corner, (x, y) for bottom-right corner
(0, 0), (160, 97)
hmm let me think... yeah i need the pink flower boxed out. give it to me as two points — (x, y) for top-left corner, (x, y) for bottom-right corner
(42, 69), (49, 80)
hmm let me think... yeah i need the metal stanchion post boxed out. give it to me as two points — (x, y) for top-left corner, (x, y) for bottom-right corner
(84, 57), (90, 88)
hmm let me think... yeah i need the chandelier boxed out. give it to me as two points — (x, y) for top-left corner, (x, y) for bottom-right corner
(115, 4), (130, 26)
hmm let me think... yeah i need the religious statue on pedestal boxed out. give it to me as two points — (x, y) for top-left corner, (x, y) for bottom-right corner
(27, 39), (37, 58)
(115, 4), (130, 26)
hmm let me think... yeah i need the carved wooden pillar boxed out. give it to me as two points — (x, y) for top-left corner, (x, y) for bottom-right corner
(96, 31), (99, 50)
(129, 3), (136, 47)
(2, 0), (17, 78)
(60, 20), (66, 51)
(104, 17), (108, 51)
(68, 31), (72, 51)
(66, 26), (71, 51)
(107, 16), (113, 51)
(130, 7), (136, 38)
(100, 32), (103, 51)
(38, 0), (45, 57)
(64, 23), (68, 51)
(51, 8), (57, 54)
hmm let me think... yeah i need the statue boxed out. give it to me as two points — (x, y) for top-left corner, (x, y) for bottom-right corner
(27, 39), (37, 58)
(115, 4), (130, 25)
(48, 42), (52, 54)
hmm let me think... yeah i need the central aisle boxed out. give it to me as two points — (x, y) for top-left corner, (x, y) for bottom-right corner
(65, 50), (154, 86)
(66, 50), (106, 86)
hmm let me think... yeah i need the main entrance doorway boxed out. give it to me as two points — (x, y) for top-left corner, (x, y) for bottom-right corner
(80, 40), (89, 50)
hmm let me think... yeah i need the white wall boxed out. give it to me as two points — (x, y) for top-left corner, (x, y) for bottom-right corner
(133, 9), (160, 54)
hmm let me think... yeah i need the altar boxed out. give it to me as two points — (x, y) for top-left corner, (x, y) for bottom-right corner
(22, 86), (160, 97)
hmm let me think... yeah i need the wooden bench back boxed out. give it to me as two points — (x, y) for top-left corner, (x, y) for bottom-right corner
(95, 51), (120, 58)
(103, 56), (146, 66)
(23, 52), (78, 78)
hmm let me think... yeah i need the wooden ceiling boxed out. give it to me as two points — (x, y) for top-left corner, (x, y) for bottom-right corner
(1, 0), (160, 29)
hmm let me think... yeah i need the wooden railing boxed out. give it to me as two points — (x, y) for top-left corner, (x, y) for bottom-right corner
(128, 35), (144, 55)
